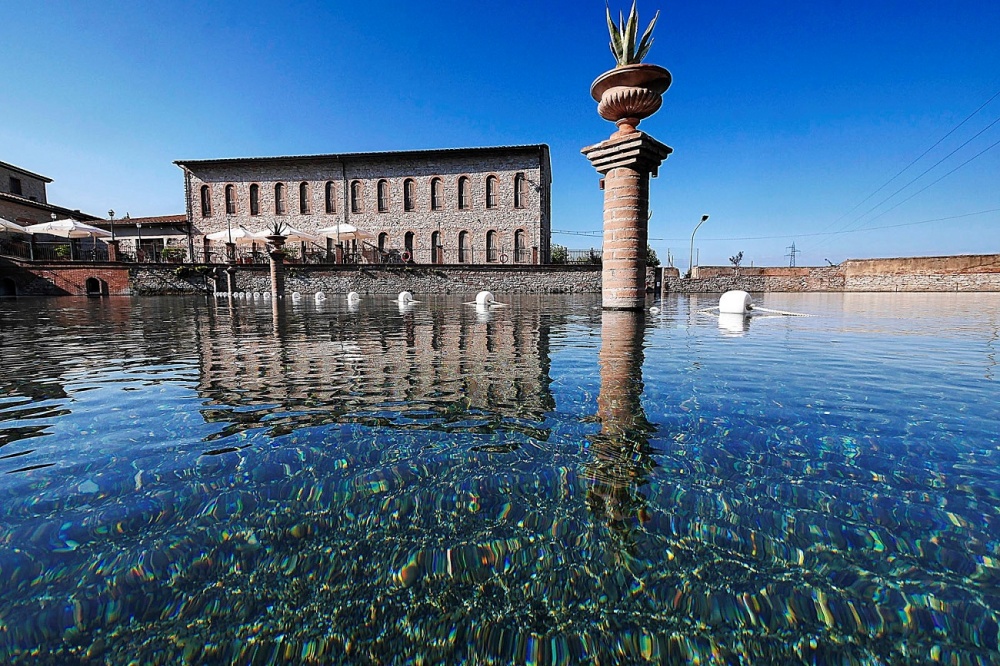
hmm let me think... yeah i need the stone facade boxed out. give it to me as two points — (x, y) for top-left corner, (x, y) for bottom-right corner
(175, 146), (552, 265)
(0, 159), (99, 227)
(0, 160), (49, 204)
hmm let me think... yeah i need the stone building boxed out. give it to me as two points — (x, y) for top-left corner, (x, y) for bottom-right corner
(174, 145), (552, 264)
(0, 159), (100, 226)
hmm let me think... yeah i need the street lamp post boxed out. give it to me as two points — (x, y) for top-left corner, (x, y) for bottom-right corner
(688, 214), (709, 278)
(108, 210), (116, 241)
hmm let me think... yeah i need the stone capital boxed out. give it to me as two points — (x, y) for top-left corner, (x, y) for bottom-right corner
(581, 132), (673, 177)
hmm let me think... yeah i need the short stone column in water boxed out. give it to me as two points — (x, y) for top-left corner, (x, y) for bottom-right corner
(582, 133), (672, 309)
(267, 235), (287, 300)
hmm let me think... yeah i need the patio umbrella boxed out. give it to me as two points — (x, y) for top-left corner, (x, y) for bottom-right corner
(317, 223), (374, 242)
(0, 217), (29, 235)
(204, 225), (257, 244)
(23, 218), (112, 239)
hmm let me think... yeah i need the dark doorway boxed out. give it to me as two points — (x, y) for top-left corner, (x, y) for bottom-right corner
(0, 277), (16, 298)
(85, 277), (107, 297)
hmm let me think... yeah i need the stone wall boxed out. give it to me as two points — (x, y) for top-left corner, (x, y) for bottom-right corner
(665, 254), (1000, 293)
(176, 145), (552, 265)
(203, 264), (602, 297)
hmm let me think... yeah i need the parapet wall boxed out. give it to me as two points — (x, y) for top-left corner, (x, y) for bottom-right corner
(666, 254), (1000, 293)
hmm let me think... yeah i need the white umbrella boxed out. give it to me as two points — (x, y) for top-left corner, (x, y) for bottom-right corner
(317, 223), (374, 242)
(205, 225), (257, 244)
(250, 225), (320, 243)
(24, 218), (111, 239)
(0, 217), (29, 235)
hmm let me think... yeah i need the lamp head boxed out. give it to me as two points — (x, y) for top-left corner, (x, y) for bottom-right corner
(701, 214), (710, 222)
(108, 209), (115, 219)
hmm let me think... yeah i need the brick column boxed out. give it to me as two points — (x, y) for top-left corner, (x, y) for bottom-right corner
(582, 132), (672, 310)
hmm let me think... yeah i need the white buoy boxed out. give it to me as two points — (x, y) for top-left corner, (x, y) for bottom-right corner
(475, 290), (495, 307)
(347, 291), (361, 304)
(315, 292), (326, 301)
(291, 291), (302, 301)
(398, 291), (415, 304)
(649, 306), (660, 314)
(719, 290), (753, 315)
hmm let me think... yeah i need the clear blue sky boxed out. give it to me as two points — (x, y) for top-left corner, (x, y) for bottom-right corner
(3, 0), (998, 267)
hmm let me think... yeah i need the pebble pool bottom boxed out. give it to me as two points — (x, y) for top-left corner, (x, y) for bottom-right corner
(0, 292), (997, 664)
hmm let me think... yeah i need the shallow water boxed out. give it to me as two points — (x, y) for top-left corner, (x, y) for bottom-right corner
(0, 292), (998, 664)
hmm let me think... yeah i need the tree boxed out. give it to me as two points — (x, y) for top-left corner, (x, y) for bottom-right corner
(551, 244), (567, 265)
(729, 251), (743, 270)
(646, 244), (660, 267)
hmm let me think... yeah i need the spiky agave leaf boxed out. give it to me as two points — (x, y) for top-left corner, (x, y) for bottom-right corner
(607, 3), (624, 63)
(624, 1), (639, 66)
(634, 9), (659, 63)
(606, 2), (660, 66)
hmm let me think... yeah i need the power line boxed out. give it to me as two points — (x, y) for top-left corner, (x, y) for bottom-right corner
(820, 85), (1000, 234)
(632, 208), (1000, 242)
(840, 112), (1000, 234)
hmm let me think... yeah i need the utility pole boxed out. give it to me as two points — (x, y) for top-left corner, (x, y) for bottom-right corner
(785, 242), (800, 267)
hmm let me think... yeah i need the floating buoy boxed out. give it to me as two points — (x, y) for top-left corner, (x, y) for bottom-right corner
(347, 291), (360, 303)
(650, 306), (661, 314)
(719, 290), (753, 315)
(315, 292), (326, 301)
(398, 291), (417, 304)
(468, 290), (507, 308)
(291, 291), (302, 300)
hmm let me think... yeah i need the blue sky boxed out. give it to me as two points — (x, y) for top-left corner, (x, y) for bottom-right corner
(3, 0), (998, 267)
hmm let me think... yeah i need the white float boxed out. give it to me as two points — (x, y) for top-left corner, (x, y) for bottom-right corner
(719, 290), (753, 315)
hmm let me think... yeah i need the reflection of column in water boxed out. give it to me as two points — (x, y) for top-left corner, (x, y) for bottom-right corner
(272, 296), (287, 338)
(585, 309), (656, 545)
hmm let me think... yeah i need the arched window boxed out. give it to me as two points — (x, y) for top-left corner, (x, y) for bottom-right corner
(457, 177), (470, 210)
(275, 183), (286, 215)
(404, 231), (414, 254)
(403, 179), (415, 211)
(350, 181), (363, 213)
(250, 184), (260, 216)
(514, 173), (528, 209)
(514, 229), (526, 262)
(200, 185), (212, 217)
(325, 181), (337, 214)
(378, 232), (388, 252)
(486, 176), (498, 209)
(430, 178), (443, 210)
(225, 184), (236, 215)
(431, 230), (441, 263)
(458, 230), (470, 263)
(486, 230), (498, 262)
(377, 180), (389, 213)
(299, 182), (310, 214)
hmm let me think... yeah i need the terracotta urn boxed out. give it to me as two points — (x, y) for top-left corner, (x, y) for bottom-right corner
(591, 64), (672, 136)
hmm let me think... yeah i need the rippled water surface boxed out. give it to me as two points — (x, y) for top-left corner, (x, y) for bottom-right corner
(0, 292), (998, 664)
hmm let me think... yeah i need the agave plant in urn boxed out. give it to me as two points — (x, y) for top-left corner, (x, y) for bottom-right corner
(592, 1), (671, 137)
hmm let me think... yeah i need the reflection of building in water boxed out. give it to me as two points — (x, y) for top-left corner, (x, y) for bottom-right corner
(194, 302), (554, 431)
(585, 310), (656, 544)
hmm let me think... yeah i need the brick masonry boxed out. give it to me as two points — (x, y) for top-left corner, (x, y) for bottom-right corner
(175, 146), (552, 265)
